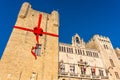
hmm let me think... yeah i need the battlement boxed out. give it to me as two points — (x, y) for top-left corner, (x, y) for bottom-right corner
(93, 35), (110, 43)
(86, 34), (113, 50)
(17, 2), (59, 29)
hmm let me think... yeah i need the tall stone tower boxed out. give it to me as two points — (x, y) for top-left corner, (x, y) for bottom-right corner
(87, 35), (120, 80)
(0, 2), (59, 80)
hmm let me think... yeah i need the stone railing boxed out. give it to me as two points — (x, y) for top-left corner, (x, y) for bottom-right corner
(59, 72), (69, 76)
(101, 76), (109, 79)
(58, 71), (109, 80)
(59, 72), (102, 80)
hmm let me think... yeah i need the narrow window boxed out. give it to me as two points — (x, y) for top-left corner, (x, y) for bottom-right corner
(61, 47), (63, 52)
(80, 50), (82, 55)
(78, 49), (82, 55)
(83, 50), (85, 55)
(104, 44), (106, 49)
(59, 46), (61, 51)
(63, 47), (66, 52)
(86, 51), (88, 56)
(67, 47), (69, 53)
(35, 44), (41, 56)
(78, 49), (80, 54)
(109, 59), (115, 67)
(103, 44), (108, 49)
(96, 53), (99, 57)
(69, 48), (71, 53)
(90, 52), (92, 56)
(71, 48), (73, 53)
(75, 49), (77, 54)
(106, 45), (108, 49)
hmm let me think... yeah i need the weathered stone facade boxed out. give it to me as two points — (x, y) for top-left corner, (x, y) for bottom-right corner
(0, 2), (120, 80)
(0, 2), (59, 80)
(58, 34), (120, 80)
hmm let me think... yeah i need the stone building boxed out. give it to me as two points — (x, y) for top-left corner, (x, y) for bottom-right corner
(58, 34), (120, 80)
(0, 2), (59, 80)
(0, 2), (120, 80)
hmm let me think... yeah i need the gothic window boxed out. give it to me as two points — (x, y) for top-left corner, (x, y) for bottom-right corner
(99, 69), (104, 76)
(70, 65), (75, 75)
(109, 59), (115, 67)
(35, 44), (41, 56)
(81, 66), (86, 75)
(59, 61), (65, 73)
(115, 72), (120, 79)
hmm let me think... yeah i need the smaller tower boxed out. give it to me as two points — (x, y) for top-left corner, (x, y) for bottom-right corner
(72, 33), (85, 48)
(0, 2), (59, 80)
(89, 35), (120, 80)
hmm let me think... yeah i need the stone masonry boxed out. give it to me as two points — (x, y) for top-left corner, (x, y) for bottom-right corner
(0, 2), (59, 80)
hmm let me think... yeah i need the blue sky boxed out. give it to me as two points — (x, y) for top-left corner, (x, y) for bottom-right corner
(0, 0), (120, 58)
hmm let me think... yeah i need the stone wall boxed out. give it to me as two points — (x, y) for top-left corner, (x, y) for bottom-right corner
(0, 2), (59, 80)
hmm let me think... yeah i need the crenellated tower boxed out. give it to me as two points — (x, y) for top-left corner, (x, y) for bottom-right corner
(87, 35), (120, 80)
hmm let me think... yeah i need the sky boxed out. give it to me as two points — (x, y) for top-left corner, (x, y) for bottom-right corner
(0, 0), (120, 58)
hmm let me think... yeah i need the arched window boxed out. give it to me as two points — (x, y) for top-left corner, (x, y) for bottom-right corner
(76, 37), (80, 44)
